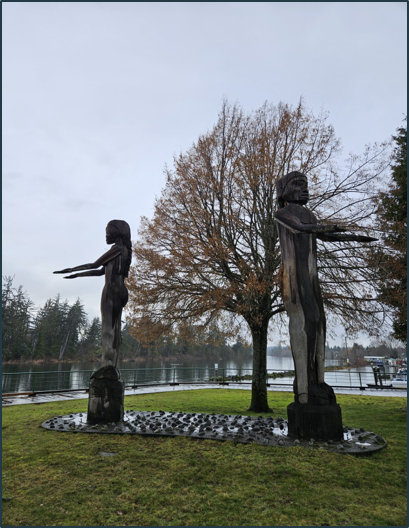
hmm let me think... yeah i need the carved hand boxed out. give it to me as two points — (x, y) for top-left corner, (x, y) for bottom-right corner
(353, 235), (378, 242)
(53, 268), (73, 274)
(338, 234), (378, 242)
(317, 233), (378, 243)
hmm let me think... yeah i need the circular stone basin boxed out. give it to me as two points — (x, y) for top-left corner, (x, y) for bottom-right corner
(41, 411), (387, 456)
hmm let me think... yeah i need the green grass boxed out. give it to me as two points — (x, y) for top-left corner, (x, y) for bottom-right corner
(2, 389), (407, 526)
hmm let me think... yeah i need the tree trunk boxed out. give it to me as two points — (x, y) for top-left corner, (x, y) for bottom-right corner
(59, 320), (72, 361)
(248, 321), (271, 413)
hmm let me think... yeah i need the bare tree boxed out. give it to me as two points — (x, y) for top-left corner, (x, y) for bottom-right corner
(126, 98), (391, 412)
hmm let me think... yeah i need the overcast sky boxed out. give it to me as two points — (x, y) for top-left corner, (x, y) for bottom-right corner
(2, 2), (407, 346)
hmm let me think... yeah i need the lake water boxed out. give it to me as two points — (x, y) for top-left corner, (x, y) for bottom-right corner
(2, 355), (341, 374)
(2, 356), (380, 393)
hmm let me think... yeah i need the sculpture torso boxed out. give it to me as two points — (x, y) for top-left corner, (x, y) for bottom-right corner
(103, 242), (129, 311)
(276, 203), (322, 314)
(101, 241), (129, 357)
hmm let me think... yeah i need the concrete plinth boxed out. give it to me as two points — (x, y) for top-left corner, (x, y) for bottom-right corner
(287, 402), (343, 441)
(87, 366), (124, 425)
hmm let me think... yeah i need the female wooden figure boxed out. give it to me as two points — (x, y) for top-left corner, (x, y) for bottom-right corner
(54, 220), (132, 369)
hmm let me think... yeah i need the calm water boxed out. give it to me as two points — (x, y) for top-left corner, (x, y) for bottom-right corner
(2, 356), (379, 393)
(2, 355), (339, 374)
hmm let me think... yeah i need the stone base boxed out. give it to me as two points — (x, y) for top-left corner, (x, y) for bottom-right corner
(87, 375), (124, 425)
(42, 411), (388, 456)
(287, 402), (343, 441)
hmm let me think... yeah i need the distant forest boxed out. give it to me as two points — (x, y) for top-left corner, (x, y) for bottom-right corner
(2, 276), (252, 363)
(268, 341), (406, 365)
(4, 276), (403, 365)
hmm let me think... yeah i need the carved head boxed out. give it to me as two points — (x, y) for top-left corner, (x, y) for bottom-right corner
(276, 171), (309, 206)
(106, 220), (131, 244)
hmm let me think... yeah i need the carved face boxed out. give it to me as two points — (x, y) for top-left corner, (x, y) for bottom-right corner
(282, 176), (309, 205)
(106, 224), (119, 244)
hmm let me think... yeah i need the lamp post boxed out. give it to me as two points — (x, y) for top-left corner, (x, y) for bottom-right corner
(345, 334), (349, 366)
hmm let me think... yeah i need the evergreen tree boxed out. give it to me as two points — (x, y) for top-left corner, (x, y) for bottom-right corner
(58, 298), (87, 360)
(31, 295), (87, 360)
(2, 276), (34, 360)
(32, 295), (65, 359)
(121, 323), (146, 359)
(78, 317), (102, 360)
(372, 122), (407, 342)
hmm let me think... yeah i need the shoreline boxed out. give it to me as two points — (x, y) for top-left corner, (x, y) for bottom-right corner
(2, 359), (356, 372)
(2, 354), (254, 366)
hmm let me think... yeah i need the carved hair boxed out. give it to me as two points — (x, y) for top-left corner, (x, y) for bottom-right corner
(107, 220), (132, 277)
(276, 171), (306, 208)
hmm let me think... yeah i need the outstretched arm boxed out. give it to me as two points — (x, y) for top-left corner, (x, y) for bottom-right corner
(317, 233), (378, 243)
(63, 269), (106, 279)
(54, 246), (122, 276)
(274, 209), (346, 235)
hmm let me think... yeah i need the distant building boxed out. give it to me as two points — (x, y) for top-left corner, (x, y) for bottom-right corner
(364, 356), (387, 363)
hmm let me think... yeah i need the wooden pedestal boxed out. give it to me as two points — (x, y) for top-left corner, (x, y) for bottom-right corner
(87, 371), (124, 425)
(287, 402), (343, 441)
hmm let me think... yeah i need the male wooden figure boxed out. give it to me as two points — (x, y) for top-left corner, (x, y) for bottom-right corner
(54, 220), (132, 424)
(274, 172), (376, 440)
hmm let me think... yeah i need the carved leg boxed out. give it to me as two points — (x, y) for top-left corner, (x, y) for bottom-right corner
(289, 310), (309, 404)
(316, 320), (325, 384)
(113, 308), (123, 367)
(315, 308), (337, 404)
(101, 298), (115, 366)
(101, 323), (115, 365)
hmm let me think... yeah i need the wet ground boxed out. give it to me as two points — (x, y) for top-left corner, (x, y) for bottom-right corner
(40, 409), (388, 456)
(3, 384), (395, 456)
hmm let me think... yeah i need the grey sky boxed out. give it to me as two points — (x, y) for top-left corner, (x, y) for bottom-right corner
(2, 2), (407, 345)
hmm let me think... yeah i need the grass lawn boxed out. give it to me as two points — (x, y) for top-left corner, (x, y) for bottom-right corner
(2, 389), (407, 526)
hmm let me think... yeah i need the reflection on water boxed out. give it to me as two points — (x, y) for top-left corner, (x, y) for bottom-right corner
(2, 357), (252, 374)
(2, 355), (344, 375)
(3, 356), (380, 394)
